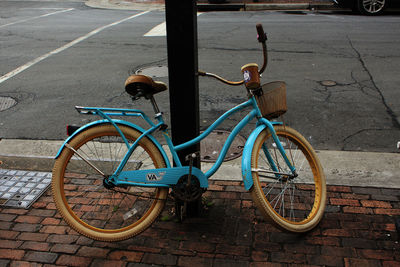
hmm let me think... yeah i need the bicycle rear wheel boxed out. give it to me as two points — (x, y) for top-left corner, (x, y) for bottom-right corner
(52, 124), (168, 241)
(250, 125), (326, 232)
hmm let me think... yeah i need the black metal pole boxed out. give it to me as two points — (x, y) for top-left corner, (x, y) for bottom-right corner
(165, 0), (200, 168)
(165, 0), (201, 217)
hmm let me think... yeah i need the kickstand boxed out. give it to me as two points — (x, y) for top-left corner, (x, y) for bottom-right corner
(175, 200), (187, 223)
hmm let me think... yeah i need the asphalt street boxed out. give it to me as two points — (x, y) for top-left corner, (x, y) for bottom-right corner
(0, 0), (399, 154)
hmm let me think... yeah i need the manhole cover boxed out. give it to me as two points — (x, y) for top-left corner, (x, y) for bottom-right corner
(0, 96), (17, 111)
(200, 130), (245, 162)
(320, 80), (337, 87)
(0, 169), (51, 209)
(135, 65), (168, 78)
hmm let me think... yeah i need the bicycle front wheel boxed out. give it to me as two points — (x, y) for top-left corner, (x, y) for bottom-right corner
(250, 125), (326, 232)
(52, 124), (168, 241)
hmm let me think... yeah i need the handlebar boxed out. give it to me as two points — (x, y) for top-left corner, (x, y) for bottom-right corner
(199, 23), (268, 87)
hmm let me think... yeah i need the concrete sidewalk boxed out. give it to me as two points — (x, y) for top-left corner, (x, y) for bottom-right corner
(85, 0), (337, 11)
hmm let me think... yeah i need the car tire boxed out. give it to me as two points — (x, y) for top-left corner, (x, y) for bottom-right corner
(357, 0), (387, 15)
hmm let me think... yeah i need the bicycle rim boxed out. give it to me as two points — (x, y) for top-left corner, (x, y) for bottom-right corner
(52, 124), (168, 241)
(250, 125), (326, 232)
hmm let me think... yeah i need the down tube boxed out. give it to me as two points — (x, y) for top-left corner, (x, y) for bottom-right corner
(205, 110), (257, 178)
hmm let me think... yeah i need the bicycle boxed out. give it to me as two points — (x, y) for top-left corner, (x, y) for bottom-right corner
(51, 24), (326, 242)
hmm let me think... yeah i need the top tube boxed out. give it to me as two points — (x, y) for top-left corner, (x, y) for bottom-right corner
(173, 99), (254, 152)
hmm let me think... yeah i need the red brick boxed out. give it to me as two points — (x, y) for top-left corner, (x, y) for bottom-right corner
(0, 230), (19, 239)
(208, 184), (224, 191)
(341, 193), (370, 200)
(383, 261), (400, 267)
(282, 244), (319, 255)
(327, 185), (352, 193)
(40, 225), (69, 235)
(330, 198), (360, 206)
(216, 191), (239, 199)
(250, 263), (285, 267)
(343, 206), (373, 214)
(41, 218), (61, 225)
(180, 241), (215, 253)
(251, 250), (268, 261)
(17, 233), (48, 242)
(361, 200), (392, 208)
(27, 209), (55, 217)
(307, 254), (344, 266)
(0, 249), (25, 260)
(0, 213), (17, 222)
(13, 223), (40, 232)
(178, 256), (213, 266)
(90, 259), (126, 267)
(214, 181), (241, 186)
(77, 246), (109, 258)
(306, 236), (340, 246)
(0, 240), (23, 249)
(344, 257), (381, 267)
(56, 255), (92, 266)
(242, 200), (253, 208)
(20, 241), (50, 252)
(15, 215), (42, 224)
(340, 221), (369, 230)
(321, 246), (356, 257)
(46, 202), (57, 210)
(216, 244), (250, 256)
(142, 253), (177, 265)
(375, 209), (400, 216)
(126, 245), (161, 253)
(23, 251), (58, 264)
(2, 208), (28, 215)
(108, 251), (143, 262)
(9, 261), (43, 267)
(270, 252), (305, 264)
(51, 244), (79, 254)
(322, 229), (353, 237)
(31, 201), (47, 209)
(46, 234), (79, 244)
(357, 249), (394, 260)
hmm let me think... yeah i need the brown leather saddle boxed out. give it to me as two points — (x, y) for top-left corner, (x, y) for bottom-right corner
(124, 75), (167, 99)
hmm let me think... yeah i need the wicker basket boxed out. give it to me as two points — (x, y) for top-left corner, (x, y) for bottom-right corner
(254, 81), (287, 119)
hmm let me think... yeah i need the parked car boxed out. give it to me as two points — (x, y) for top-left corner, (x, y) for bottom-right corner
(333, 0), (397, 15)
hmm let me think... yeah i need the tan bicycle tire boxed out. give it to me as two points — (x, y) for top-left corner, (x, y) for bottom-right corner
(52, 124), (168, 242)
(250, 125), (326, 232)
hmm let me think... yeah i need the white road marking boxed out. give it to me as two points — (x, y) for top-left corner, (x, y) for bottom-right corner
(0, 8), (75, 28)
(144, 21), (166, 37)
(144, 12), (203, 37)
(0, 11), (150, 85)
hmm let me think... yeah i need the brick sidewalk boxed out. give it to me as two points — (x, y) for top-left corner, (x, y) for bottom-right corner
(1, 181), (399, 266)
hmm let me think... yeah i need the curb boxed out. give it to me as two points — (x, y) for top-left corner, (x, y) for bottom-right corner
(85, 0), (338, 11)
(1, 139), (399, 188)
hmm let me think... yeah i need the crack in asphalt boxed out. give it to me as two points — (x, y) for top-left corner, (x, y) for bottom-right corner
(337, 37), (400, 150)
(347, 36), (400, 130)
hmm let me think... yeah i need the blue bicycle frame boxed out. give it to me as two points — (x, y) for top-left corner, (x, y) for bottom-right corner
(55, 95), (296, 191)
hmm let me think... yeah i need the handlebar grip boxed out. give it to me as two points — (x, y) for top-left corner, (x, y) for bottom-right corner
(256, 23), (267, 43)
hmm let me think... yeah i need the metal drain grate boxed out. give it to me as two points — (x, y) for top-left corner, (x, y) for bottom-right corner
(135, 65), (168, 78)
(0, 96), (17, 111)
(0, 169), (51, 209)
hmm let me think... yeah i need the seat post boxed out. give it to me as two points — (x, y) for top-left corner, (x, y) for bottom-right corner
(149, 96), (161, 115)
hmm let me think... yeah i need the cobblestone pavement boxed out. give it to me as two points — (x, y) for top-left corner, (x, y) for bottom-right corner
(1, 180), (400, 266)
